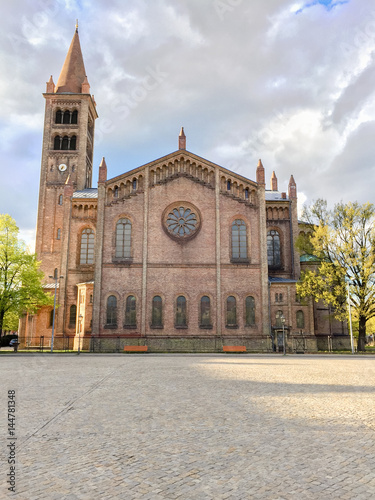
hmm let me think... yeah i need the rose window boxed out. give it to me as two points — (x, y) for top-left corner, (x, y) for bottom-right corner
(163, 203), (201, 241)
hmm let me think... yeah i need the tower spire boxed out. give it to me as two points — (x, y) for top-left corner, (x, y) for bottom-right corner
(179, 127), (186, 150)
(55, 27), (87, 94)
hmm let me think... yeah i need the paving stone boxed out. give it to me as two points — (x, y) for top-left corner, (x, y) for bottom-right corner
(0, 354), (374, 499)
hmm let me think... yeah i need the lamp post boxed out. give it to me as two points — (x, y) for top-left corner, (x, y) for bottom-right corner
(49, 274), (64, 353)
(276, 311), (287, 355)
(346, 281), (355, 355)
(78, 314), (83, 355)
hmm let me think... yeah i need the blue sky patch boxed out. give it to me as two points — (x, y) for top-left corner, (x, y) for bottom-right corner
(296, 0), (349, 14)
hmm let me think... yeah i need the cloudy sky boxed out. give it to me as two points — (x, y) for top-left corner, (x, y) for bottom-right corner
(1, 0), (375, 248)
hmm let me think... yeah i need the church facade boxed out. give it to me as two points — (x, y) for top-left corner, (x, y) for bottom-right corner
(18, 29), (349, 352)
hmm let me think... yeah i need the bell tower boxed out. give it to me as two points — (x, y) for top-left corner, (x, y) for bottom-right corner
(35, 25), (98, 275)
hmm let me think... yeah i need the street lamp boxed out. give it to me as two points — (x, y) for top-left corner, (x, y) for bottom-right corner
(346, 280), (355, 355)
(78, 314), (83, 355)
(276, 311), (287, 355)
(48, 274), (64, 353)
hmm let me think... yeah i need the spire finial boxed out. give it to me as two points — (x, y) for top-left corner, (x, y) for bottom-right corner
(179, 127), (186, 150)
(76, 19), (78, 33)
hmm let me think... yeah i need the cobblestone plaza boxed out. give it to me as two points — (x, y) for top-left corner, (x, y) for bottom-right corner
(1, 354), (374, 499)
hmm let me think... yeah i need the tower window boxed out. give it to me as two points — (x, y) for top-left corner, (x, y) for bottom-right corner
(58, 194), (63, 205)
(53, 135), (77, 151)
(227, 180), (231, 191)
(55, 110), (63, 124)
(132, 179), (137, 191)
(57, 228), (61, 240)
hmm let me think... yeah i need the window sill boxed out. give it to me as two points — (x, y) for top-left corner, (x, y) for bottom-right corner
(175, 325), (188, 329)
(123, 325), (137, 329)
(112, 258), (133, 265)
(104, 324), (118, 329)
(150, 325), (164, 329)
(225, 325), (239, 329)
(231, 259), (250, 264)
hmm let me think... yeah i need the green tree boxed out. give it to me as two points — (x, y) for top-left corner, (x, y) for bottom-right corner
(297, 200), (375, 352)
(0, 215), (52, 337)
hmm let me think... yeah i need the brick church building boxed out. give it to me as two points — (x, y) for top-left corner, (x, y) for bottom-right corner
(19, 28), (348, 352)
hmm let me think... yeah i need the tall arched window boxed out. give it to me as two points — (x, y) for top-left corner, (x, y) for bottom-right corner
(54, 136), (61, 150)
(124, 295), (136, 327)
(115, 218), (132, 258)
(53, 268), (58, 279)
(175, 296), (187, 327)
(55, 110), (62, 123)
(106, 296), (117, 326)
(226, 296), (237, 326)
(200, 296), (211, 327)
(58, 194), (63, 205)
(70, 135), (77, 150)
(296, 310), (305, 329)
(69, 305), (77, 326)
(62, 136), (69, 150)
(71, 110), (78, 124)
(245, 296), (255, 326)
(63, 110), (71, 124)
(232, 219), (247, 260)
(57, 228), (61, 240)
(151, 296), (163, 327)
(275, 310), (284, 328)
(267, 230), (281, 269)
(80, 228), (95, 264)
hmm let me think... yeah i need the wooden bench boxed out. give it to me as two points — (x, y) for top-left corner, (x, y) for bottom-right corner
(124, 346), (148, 352)
(223, 345), (247, 352)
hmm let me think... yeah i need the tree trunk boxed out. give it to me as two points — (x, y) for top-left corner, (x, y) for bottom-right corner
(357, 315), (366, 352)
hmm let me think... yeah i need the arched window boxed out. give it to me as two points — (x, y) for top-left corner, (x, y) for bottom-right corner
(114, 186), (119, 198)
(57, 228), (61, 240)
(58, 194), (63, 205)
(175, 296), (187, 327)
(132, 179), (137, 191)
(244, 188), (249, 200)
(124, 295), (136, 327)
(70, 135), (77, 150)
(275, 310), (284, 328)
(106, 296), (117, 326)
(151, 296), (163, 327)
(226, 296), (237, 326)
(267, 230), (281, 269)
(63, 110), (71, 124)
(55, 110), (62, 124)
(227, 180), (231, 191)
(200, 296), (211, 327)
(49, 309), (54, 327)
(296, 310), (305, 329)
(69, 305), (77, 326)
(62, 136), (69, 150)
(53, 268), (58, 279)
(115, 218), (132, 258)
(71, 110), (78, 124)
(245, 296), (255, 326)
(54, 136), (61, 150)
(232, 219), (247, 260)
(80, 228), (95, 264)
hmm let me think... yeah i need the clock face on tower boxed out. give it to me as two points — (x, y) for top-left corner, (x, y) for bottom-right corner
(58, 163), (67, 172)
